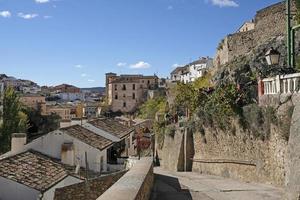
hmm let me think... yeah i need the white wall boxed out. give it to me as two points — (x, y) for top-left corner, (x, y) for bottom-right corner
(58, 93), (85, 101)
(0, 176), (40, 200)
(12, 130), (108, 172)
(180, 60), (213, 84)
(42, 176), (82, 200)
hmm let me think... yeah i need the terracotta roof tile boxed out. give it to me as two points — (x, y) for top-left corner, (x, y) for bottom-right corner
(61, 125), (113, 150)
(0, 151), (68, 192)
(89, 118), (134, 139)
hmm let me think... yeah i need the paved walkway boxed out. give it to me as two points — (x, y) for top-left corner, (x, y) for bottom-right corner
(150, 167), (284, 200)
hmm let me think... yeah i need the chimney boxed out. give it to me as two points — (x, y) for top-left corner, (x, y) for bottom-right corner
(61, 143), (75, 166)
(11, 133), (27, 154)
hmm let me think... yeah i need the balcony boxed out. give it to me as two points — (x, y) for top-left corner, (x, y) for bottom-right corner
(261, 73), (300, 95)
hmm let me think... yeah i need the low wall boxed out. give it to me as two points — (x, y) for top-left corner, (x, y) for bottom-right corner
(97, 157), (154, 200)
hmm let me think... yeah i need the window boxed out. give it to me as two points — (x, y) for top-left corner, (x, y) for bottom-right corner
(133, 84), (135, 90)
(123, 102), (126, 107)
(147, 80), (150, 84)
(100, 156), (104, 171)
(115, 94), (118, 99)
(122, 84), (126, 90)
(114, 85), (117, 91)
(123, 94), (126, 98)
(132, 93), (135, 99)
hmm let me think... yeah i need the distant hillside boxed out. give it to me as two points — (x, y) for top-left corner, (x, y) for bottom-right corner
(80, 87), (105, 93)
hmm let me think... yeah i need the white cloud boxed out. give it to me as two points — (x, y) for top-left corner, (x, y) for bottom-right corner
(35, 0), (50, 3)
(130, 61), (151, 69)
(117, 62), (127, 67)
(88, 79), (95, 82)
(0, 11), (11, 18)
(210, 0), (239, 7)
(172, 63), (181, 68)
(167, 5), (173, 10)
(18, 13), (39, 19)
(43, 15), (52, 19)
(75, 65), (83, 69)
(81, 73), (87, 77)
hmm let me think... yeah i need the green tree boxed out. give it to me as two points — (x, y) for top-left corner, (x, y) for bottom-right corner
(139, 97), (167, 120)
(23, 107), (60, 138)
(0, 87), (28, 153)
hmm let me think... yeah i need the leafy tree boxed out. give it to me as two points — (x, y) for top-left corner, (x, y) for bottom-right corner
(174, 74), (213, 115)
(139, 97), (167, 120)
(23, 107), (60, 138)
(0, 87), (28, 153)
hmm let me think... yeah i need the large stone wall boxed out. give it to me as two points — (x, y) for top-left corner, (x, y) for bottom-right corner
(155, 127), (194, 172)
(192, 100), (295, 186)
(214, 2), (293, 68)
(254, 2), (287, 46)
(227, 30), (255, 61)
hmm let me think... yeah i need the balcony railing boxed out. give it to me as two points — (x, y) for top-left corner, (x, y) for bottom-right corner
(262, 73), (300, 95)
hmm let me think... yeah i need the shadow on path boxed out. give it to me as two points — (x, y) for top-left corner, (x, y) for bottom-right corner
(150, 174), (193, 200)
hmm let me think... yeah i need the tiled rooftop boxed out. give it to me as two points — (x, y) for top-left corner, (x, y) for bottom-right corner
(61, 125), (113, 150)
(54, 170), (127, 200)
(89, 118), (134, 139)
(0, 151), (68, 192)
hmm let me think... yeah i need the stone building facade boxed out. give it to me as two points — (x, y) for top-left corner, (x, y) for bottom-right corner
(237, 21), (255, 33)
(20, 94), (46, 115)
(106, 73), (158, 113)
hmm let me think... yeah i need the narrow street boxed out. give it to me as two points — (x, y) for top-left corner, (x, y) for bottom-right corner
(150, 167), (284, 200)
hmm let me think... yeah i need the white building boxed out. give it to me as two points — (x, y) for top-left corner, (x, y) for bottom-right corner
(21, 86), (41, 94)
(1, 118), (135, 173)
(58, 92), (85, 101)
(180, 57), (213, 83)
(170, 66), (186, 82)
(0, 150), (82, 200)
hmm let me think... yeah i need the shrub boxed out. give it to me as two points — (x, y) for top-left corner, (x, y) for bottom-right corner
(138, 97), (167, 120)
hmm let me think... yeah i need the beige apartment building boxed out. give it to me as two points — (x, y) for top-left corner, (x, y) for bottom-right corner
(106, 73), (158, 113)
(20, 94), (46, 115)
(46, 105), (71, 121)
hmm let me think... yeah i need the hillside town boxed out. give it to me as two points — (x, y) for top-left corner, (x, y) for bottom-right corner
(1, 0), (300, 200)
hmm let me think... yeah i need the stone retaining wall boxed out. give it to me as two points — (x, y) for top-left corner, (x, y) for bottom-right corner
(192, 110), (290, 186)
(97, 157), (153, 200)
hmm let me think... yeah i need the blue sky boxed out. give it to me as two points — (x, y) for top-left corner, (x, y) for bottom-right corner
(0, 0), (281, 87)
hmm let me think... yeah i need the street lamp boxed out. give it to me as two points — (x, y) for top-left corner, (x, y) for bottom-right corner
(265, 48), (280, 66)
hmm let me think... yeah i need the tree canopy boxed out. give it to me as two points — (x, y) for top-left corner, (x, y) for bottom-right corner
(0, 87), (28, 153)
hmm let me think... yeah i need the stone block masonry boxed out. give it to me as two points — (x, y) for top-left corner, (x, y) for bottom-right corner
(97, 157), (154, 200)
(214, 2), (294, 67)
(192, 114), (289, 186)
